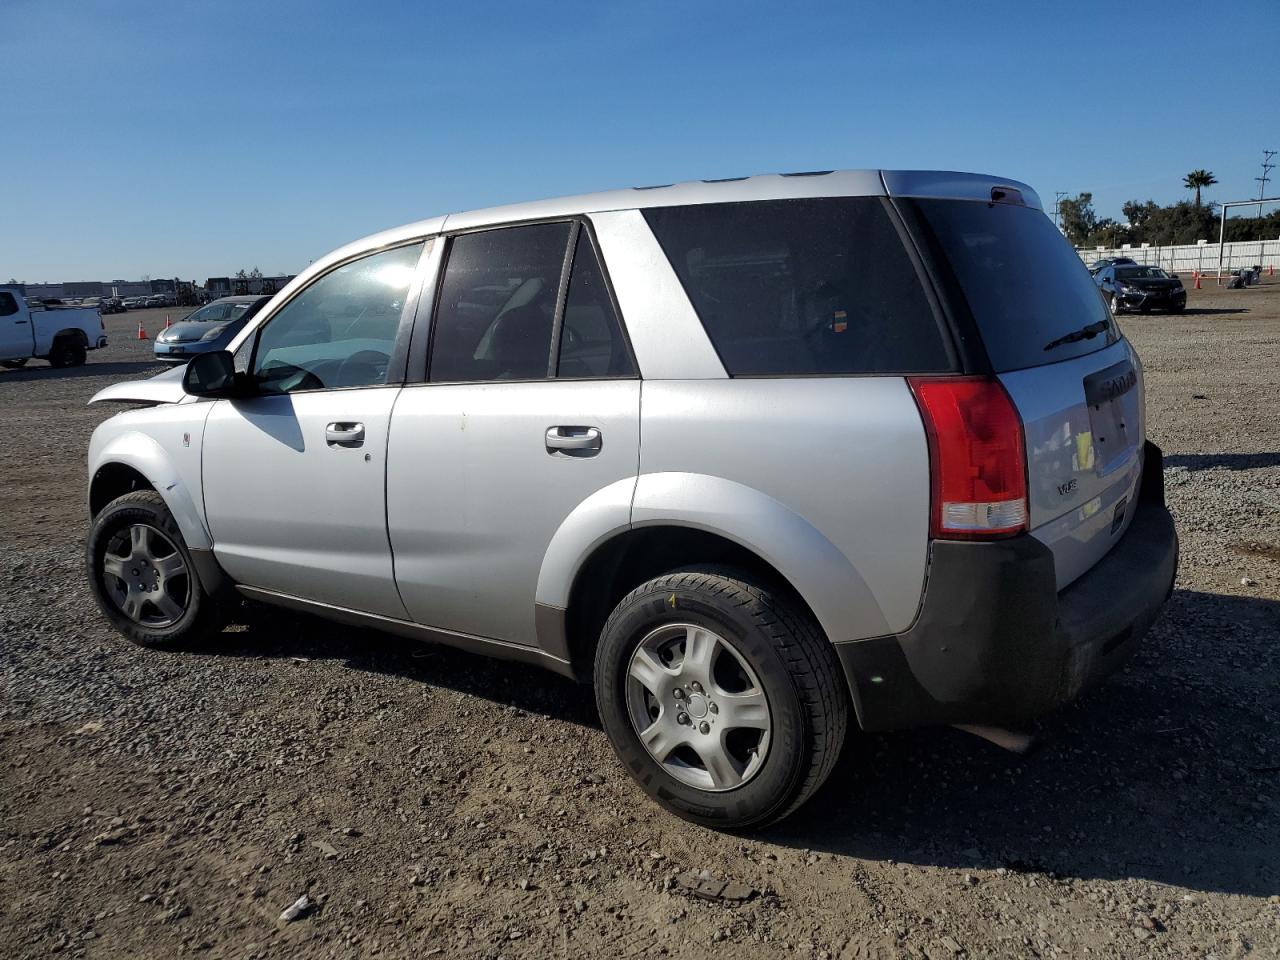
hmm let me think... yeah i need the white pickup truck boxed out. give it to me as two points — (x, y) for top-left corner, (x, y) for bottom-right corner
(0, 287), (108, 368)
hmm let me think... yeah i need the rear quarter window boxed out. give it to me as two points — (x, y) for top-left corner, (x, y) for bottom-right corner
(901, 198), (1117, 372)
(642, 198), (953, 376)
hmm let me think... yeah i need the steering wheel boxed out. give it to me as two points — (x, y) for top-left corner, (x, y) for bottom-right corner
(335, 349), (391, 387)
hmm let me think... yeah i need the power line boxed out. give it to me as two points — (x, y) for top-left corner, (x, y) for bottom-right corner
(1258, 149), (1276, 218)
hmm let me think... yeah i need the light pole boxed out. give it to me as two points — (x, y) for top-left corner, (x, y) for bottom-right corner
(1258, 150), (1276, 218)
(1053, 191), (1068, 233)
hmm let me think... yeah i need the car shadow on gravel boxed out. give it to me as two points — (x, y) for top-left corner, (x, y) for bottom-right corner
(1164, 452), (1280, 471)
(1177, 307), (1249, 316)
(764, 588), (1280, 898)
(173, 603), (599, 728)
(0, 360), (165, 382)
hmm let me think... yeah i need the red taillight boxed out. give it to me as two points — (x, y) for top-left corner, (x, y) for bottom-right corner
(908, 376), (1028, 540)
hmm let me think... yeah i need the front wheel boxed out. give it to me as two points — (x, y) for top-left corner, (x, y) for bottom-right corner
(86, 491), (224, 647)
(594, 567), (848, 829)
(1109, 293), (1123, 314)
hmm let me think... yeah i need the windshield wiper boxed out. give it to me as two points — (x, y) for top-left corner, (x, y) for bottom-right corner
(1043, 319), (1109, 352)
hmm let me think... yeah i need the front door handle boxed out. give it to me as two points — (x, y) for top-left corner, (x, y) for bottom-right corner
(325, 422), (365, 447)
(545, 426), (601, 455)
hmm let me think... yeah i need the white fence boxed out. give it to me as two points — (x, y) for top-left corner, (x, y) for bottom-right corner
(1076, 238), (1280, 274)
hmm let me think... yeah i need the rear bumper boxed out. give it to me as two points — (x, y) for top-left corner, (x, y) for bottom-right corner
(837, 441), (1178, 731)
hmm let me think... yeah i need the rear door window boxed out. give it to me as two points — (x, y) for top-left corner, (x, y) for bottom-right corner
(557, 230), (636, 378)
(429, 223), (573, 383)
(902, 198), (1117, 372)
(642, 198), (952, 376)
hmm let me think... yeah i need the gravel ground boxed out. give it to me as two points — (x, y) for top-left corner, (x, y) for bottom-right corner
(2, 292), (1278, 959)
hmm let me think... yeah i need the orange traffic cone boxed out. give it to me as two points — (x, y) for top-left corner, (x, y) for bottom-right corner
(1269, 264), (1275, 277)
(136, 320), (148, 340)
(1194, 271), (1202, 289)
(164, 314), (172, 329)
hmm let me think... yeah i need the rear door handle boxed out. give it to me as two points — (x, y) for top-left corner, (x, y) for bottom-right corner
(545, 426), (601, 455)
(325, 422), (365, 447)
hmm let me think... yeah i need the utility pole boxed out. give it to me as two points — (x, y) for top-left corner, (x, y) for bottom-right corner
(1053, 191), (1068, 232)
(1258, 150), (1276, 218)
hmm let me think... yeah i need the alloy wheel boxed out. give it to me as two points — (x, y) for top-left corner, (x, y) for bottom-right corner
(625, 623), (771, 792)
(101, 523), (191, 627)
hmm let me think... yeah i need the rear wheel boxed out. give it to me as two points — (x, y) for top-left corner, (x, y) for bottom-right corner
(594, 567), (848, 829)
(48, 335), (86, 368)
(86, 491), (224, 647)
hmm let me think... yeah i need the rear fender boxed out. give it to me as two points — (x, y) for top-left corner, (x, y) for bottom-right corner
(535, 472), (889, 647)
(631, 473), (890, 644)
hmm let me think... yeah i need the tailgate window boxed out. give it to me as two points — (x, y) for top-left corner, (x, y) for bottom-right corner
(643, 198), (953, 376)
(904, 199), (1117, 372)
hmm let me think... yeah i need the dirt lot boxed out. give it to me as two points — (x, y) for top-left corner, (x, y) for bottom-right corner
(2, 289), (1278, 959)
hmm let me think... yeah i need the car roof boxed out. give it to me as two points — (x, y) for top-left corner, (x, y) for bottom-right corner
(209, 295), (267, 304)
(327, 168), (1040, 260)
(260, 168), (1041, 325)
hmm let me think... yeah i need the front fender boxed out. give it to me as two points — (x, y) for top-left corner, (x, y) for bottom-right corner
(89, 427), (211, 551)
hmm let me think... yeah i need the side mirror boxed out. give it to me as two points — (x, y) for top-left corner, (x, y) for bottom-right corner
(183, 350), (246, 398)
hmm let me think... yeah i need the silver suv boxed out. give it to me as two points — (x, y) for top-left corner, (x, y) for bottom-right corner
(86, 170), (1178, 828)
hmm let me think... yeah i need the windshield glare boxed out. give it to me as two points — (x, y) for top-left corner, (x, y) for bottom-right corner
(1116, 266), (1168, 280)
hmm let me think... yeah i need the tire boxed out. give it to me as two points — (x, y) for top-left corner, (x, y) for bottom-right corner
(86, 491), (224, 647)
(1109, 293), (1122, 314)
(1169, 302), (1185, 314)
(48, 335), (86, 368)
(1, 358), (28, 369)
(594, 566), (848, 829)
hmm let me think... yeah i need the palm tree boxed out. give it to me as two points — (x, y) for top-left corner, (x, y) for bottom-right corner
(1183, 169), (1218, 207)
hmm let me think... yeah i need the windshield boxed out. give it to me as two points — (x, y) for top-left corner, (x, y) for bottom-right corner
(903, 198), (1117, 372)
(187, 301), (253, 323)
(1115, 266), (1168, 280)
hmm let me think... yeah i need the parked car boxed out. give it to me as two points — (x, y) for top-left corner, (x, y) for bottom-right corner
(1087, 256), (1137, 275)
(101, 297), (125, 314)
(1095, 263), (1186, 314)
(84, 170), (1177, 828)
(144, 294), (167, 307)
(1, 286), (106, 368)
(152, 295), (270, 364)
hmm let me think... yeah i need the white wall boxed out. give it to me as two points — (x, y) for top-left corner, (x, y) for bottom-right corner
(1077, 238), (1280, 273)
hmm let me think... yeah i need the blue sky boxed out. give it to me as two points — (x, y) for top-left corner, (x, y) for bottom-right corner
(3, 0), (1277, 282)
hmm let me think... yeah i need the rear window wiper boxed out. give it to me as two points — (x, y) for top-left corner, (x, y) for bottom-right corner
(1043, 319), (1110, 352)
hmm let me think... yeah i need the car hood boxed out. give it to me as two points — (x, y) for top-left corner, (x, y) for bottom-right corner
(157, 320), (222, 342)
(1121, 277), (1181, 290)
(88, 364), (189, 406)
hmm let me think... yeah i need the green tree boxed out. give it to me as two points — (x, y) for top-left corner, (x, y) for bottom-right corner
(1122, 200), (1160, 232)
(1182, 170), (1218, 207)
(1057, 192), (1099, 245)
